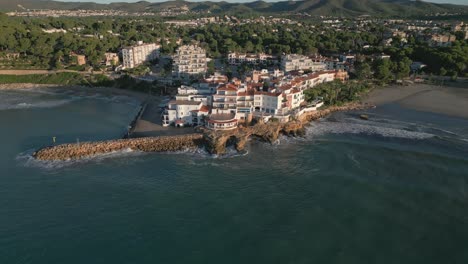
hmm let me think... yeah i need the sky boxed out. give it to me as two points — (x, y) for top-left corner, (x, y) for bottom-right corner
(57, 0), (468, 4)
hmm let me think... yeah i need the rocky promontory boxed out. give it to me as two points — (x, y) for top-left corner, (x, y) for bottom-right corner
(33, 102), (374, 160)
(202, 102), (373, 155)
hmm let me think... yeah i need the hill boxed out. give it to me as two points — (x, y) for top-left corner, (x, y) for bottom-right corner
(1, 0), (467, 17)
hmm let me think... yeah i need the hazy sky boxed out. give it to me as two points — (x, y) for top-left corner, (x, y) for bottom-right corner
(58, 0), (468, 4)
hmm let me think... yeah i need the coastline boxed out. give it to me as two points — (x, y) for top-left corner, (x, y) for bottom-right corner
(31, 101), (373, 160)
(363, 83), (468, 119)
(11, 81), (468, 160)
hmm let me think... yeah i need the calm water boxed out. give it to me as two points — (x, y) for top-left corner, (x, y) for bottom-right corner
(1, 88), (468, 263)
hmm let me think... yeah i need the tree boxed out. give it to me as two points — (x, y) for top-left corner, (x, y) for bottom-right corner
(394, 57), (412, 79)
(440, 67), (447, 76)
(355, 62), (372, 80)
(373, 59), (393, 83)
(207, 60), (215, 75)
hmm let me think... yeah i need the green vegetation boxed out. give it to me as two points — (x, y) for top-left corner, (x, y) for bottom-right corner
(1, 0), (467, 17)
(0, 72), (85, 85)
(304, 81), (373, 106)
(0, 72), (172, 95)
(0, 72), (114, 86)
(0, 10), (466, 82)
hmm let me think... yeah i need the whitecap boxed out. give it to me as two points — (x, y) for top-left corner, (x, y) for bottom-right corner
(306, 121), (434, 140)
(16, 148), (145, 170)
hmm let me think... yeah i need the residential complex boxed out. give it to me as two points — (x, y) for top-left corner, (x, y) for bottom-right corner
(227, 52), (278, 65)
(122, 41), (160, 69)
(172, 45), (207, 79)
(162, 69), (348, 129)
(281, 54), (326, 73)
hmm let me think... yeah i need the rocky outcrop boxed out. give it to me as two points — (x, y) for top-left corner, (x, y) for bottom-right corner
(201, 102), (374, 155)
(33, 102), (375, 160)
(299, 102), (373, 122)
(34, 134), (204, 161)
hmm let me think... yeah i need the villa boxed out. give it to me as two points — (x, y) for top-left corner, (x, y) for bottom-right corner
(162, 100), (209, 127)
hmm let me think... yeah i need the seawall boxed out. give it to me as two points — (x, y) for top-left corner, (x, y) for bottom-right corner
(123, 102), (147, 139)
(33, 134), (204, 161)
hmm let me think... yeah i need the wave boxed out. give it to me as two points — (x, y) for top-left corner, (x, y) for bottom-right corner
(16, 145), (246, 170)
(0, 88), (140, 111)
(0, 99), (76, 110)
(306, 119), (435, 140)
(16, 148), (145, 170)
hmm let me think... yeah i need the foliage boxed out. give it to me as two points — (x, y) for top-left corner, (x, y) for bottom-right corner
(304, 80), (372, 106)
(0, 14), (466, 80)
(0, 72), (84, 85)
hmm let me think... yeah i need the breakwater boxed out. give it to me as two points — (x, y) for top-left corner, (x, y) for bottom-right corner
(33, 134), (204, 161)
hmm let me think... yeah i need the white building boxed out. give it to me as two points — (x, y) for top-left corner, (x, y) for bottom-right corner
(172, 45), (207, 79)
(162, 100), (209, 127)
(227, 52), (277, 65)
(206, 113), (238, 130)
(122, 41), (160, 69)
(253, 91), (283, 115)
(212, 84), (238, 113)
(281, 54), (326, 72)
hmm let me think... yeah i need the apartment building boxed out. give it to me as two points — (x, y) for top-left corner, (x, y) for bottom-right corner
(227, 52), (277, 65)
(122, 41), (160, 69)
(281, 54), (326, 72)
(172, 45), (207, 79)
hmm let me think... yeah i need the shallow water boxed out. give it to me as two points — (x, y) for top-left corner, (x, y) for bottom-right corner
(1, 88), (468, 263)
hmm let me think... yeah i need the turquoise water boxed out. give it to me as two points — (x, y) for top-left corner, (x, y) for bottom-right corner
(1, 88), (468, 263)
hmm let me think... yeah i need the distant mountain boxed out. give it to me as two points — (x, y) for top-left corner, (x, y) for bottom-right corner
(2, 0), (468, 17)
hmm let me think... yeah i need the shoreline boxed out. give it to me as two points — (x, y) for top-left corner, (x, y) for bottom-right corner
(32, 101), (373, 160)
(0, 83), (155, 102)
(11, 82), (467, 160)
(363, 83), (468, 119)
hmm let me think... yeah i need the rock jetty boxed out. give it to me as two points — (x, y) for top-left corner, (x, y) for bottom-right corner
(33, 134), (204, 161)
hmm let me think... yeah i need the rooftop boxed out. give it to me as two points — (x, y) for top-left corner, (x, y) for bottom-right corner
(168, 100), (202, 106)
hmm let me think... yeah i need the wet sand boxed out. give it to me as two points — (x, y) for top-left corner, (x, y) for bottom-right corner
(0, 83), (153, 102)
(363, 84), (468, 119)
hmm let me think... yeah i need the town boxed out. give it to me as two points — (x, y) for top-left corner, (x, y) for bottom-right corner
(0, 11), (467, 133)
(2, 1), (468, 262)
(113, 41), (349, 131)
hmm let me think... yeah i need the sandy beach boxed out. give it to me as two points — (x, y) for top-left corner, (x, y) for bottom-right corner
(363, 83), (468, 119)
(0, 83), (154, 102)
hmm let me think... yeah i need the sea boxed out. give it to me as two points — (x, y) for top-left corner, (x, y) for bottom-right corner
(1, 87), (468, 263)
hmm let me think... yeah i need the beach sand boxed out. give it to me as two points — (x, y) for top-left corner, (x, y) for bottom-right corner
(363, 84), (468, 119)
(0, 83), (153, 102)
